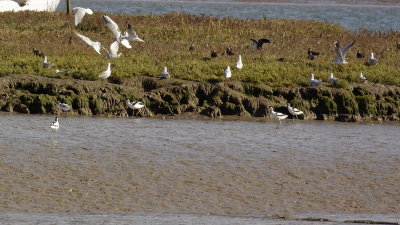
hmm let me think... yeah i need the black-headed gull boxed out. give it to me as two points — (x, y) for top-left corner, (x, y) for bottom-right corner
(328, 73), (340, 84)
(251, 38), (271, 49)
(224, 66), (232, 78)
(57, 102), (71, 112)
(287, 103), (303, 119)
(333, 40), (355, 64)
(99, 63), (111, 79)
(103, 15), (132, 49)
(310, 73), (323, 86)
(50, 117), (59, 129)
(74, 32), (102, 55)
(160, 67), (170, 79)
(72, 7), (93, 26)
(368, 52), (378, 65)
(122, 24), (144, 43)
(235, 55), (243, 69)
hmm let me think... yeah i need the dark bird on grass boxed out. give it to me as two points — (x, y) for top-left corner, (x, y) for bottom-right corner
(211, 50), (218, 58)
(251, 38), (271, 49)
(225, 47), (234, 56)
(32, 48), (44, 58)
(277, 57), (286, 62)
(68, 36), (73, 45)
(307, 48), (319, 60)
(356, 50), (365, 58)
(188, 44), (195, 51)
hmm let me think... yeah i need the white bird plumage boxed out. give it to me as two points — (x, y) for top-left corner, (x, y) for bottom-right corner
(359, 72), (368, 83)
(123, 24), (144, 43)
(368, 52), (378, 65)
(50, 117), (59, 129)
(42, 56), (52, 68)
(103, 15), (132, 49)
(72, 7), (93, 26)
(269, 106), (288, 128)
(57, 102), (71, 111)
(287, 103), (303, 119)
(75, 32), (102, 55)
(224, 66), (232, 78)
(235, 55), (243, 69)
(328, 73), (340, 84)
(126, 99), (145, 110)
(310, 73), (323, 86)
(99, 63), (111, 79)
(102, 41), (122, 58)
(333, 40), (355, 64)
(160, 67), (170, 79)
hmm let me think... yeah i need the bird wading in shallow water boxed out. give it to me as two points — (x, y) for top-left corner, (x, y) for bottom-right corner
(287, 103), (304, 119)
(50, 117), (59, 129)
(269, 107), (288, 129)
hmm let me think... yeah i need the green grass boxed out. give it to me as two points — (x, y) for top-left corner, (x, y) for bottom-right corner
(0, 11), (399, 87)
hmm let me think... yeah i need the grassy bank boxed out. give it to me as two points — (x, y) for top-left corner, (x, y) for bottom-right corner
(0, 11), (399, 86)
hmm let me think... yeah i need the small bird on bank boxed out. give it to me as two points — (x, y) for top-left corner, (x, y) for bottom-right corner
(160, 67), (170, 79)
(333, 40), (355, 64)
(50, 117), (59, 129)
(359, 72), (368, 83)
(126, 99), (145, 116)
(307, 48), (319, 60)
(269, 106), (288, 128)
(75, 32), (102, 55)
(72, 7), (93, 26)
(225, 47), (234, 56)
(277, 57), (286, 62)
(356, 50), (365, 58)
(235, 55), (243, 69)
(188, 44), (195, 51)
(310, 73), (323, 86)
(42, 56), (52, 68)
(328, 73), (340, 84)
(55, 70), (69, 76)
(224, 66), (232, 78)
(211, 50), (218, 58)
(367, 52), (378, 65)
(287, 103), (303, 119)
(57, 102), (71, 112)
(251, 38), (271, 49)
(32, 48), (44, 57)
(99, 63), (111, 79)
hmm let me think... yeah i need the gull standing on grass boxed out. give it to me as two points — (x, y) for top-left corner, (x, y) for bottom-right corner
(333, 40), (355, 64)
(368, 52), (378, 65)
(224, 66), (232, 78)
(287, 103), (303, 119)
(359, 72), (368, 83)
(328, 73), (340, 84)
(50, 117), (59, 129)
(57, 102), (71, 112)
(160, 67), (170, 79)
(235, 55), (243, 69)
(103, 15), (132, 49)
(42, 56), (52, 68)
(99, 63), (111, 79)
(75, 32), (102, 55)
(269, 106), (288, 129)
(72, 7), (93, 26)
(310, 73), (323, 86)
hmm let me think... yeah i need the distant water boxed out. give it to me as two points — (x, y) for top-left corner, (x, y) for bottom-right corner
(56, 0), (400, 31)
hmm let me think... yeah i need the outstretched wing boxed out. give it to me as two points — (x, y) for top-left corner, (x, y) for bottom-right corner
(74, 32), (102, 54)
(103, 15), (121, 40)
(125, 24), (144, 42)
(341, 40), (355, 57)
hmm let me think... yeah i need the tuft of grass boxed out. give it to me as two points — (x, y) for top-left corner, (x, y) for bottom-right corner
(0, 11), (399, 87)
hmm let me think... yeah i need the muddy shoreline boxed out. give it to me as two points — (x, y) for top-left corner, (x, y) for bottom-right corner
(0, 74), (399, 122)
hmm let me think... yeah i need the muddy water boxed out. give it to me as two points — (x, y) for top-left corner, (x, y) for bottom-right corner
(0, 113), (399, 224)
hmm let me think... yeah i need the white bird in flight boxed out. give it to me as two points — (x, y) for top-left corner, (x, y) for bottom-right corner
(74, 32), (102, 55)
(287, 103), (303, 119)
(72, 7), (93, 26)
(123, 24), (144, 43)
(235, 55), (243, 69)
(102, 41), (122, 58)
(103, 15), (132, 49)
(160, 67), (170, 79)
(99, 63), (111, 79)
(50, 117), (59, 129)
(224, 66), (232, 78)
(333, 40), (355, 64)
(310, 73), (323, 86)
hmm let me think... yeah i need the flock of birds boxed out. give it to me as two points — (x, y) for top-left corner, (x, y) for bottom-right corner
(33, 6), (392, 129)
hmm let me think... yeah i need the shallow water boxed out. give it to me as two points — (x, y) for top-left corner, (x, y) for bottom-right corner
(56, 0), (400, 31)
(0, 113), (399, 224)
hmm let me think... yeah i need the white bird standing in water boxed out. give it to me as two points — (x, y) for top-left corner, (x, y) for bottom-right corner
(359, 72), (368, 83)
(160, 67), (170, 79)
(50, 117), (59, 129)
(310, 73), (323, 86)
(57, 102), (71, 112)
(42, 56), (52, 68)
(224, 66), (232, 78)
(126, 99), (145, 116)
(72, 7), (93, 26)
(328, 73), (340, 84)
(333, 40), (355, 65)
(99, 63), (111, 79)
(269, 106), (288, 129)
(235, 55), (243, 69)
(287, 103), (303, 119)
(368, 52), (378, 65)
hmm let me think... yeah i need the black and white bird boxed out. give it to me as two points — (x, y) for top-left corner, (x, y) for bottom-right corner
(356, 50), (365, 58)
(333, 40), (355, 64)
(57, 102), (71, 112)
(225, 47), (234, 56)
(32, 48), (44, 57)
(368, 52), (378, 65)
(310, 73), (323, 86)
(126, 99), (145, 116)
(75, 32), (102, 55)
(122, 24), (144, 43)
(72, 7), (93, 26)
(224, 66), (232, 78)
(359, 72), (368, 83)
(50, 117), (59, 129)
(160, 67), (170, 79)
(307, 48), (319, 60)
(211, 50), (218, 58)
(99, 63), (111, 79)
(328, 73), (340, 84)
(269, 106), (288, 128)
(42, 56), (52, 68)
(287, 103), (303, 119)
(251, 38), (271, 49)
(103, 15), (132, 49)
